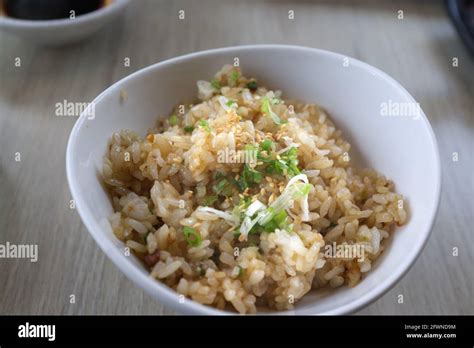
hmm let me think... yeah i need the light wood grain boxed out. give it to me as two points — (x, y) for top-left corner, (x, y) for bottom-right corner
(0, 0), (472, 315)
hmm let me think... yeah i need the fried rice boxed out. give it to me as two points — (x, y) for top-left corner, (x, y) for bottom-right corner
(102, 64), (407, 314)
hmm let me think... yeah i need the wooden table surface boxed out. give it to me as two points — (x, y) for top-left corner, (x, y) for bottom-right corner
(0, 0), (472, 315)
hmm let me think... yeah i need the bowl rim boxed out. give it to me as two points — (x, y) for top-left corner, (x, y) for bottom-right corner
(66, 44), (442, 315)
(0, 0), (129, 28)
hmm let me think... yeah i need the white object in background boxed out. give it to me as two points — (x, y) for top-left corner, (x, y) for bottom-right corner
(0, 0), (130, 45)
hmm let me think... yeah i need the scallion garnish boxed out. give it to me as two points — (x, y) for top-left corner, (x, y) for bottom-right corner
(265, 146), (301, 178)
(211, 79), (221, 90)
(183, 226), (202, 247)
(169, 114), (178, 126)
(230, 70), (240, 84)
(237, 164), (262, 192)
(213, 178), (228, 194)
(246, 80), (258, 91)
(238, 266), (244, 277)
(261, 96), (284, 125)
(280, 147), (301, 177)
(204, 195), (218, 206)
(226, 100), (237, 108)
(184, 125), (195, 133)
(198, 119), (211, 133)
(261, 139), (273, 152)
(237, 174), (311, 238)
(238, 196), (252, 209)
(212, 173), (233, 197)
(261, 210), (288, 232)
(244, 165), (262, 184)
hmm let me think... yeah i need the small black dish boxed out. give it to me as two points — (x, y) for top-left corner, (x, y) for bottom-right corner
(446, 0), (474, 56)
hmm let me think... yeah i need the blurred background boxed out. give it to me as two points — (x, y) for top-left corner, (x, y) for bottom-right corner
(0, 0), (472, 315)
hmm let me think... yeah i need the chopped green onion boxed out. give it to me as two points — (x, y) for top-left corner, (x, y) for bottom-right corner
(235, 177), (246, 192)
(212, 173), (233, 197)
(238, 266), (244, 277)
(280, 147), (301, 177)
(246, 80), (258, 91)
(256, 174), (310, 227)
(261, 139), (273, 152)
(169, 114), (178, 126)
(184, 125), (194, 133)
(245, 200), (267, 217)
(204, 195), (218, 206)
(230, 70), (240, 83)
(197, 206), (240, 225)
(198, 119), (211, 133)
(294, 182), (311, 197)
(245, 143), (258, 150)
(237, 164), (262, 191)
(244, 144), (259, 165)
(261, 96), (284, 125)
(282, 146), (298, 159)
(237, 199), (291, 237)
(183, 226), (202, 247)
(238, 196), (252, 209)
(214, 172), (226, 181)
(213, 178), (228, 194)
(262, 210), (288, 232)
(211, 79), (221, 90)
(264, 146), (301, 178)
(245, 165), (263, 183)
(261, 96), (271, 115)
(226, 100), (237, 108)
(266, 159), (285, 175)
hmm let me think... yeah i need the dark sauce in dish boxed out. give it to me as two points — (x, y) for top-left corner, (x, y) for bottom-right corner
(2, 0), (106, 20)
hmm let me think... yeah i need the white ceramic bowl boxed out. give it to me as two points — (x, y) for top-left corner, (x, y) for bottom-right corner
(0, 0), (129, 45)
(66, 45), (441, 315)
